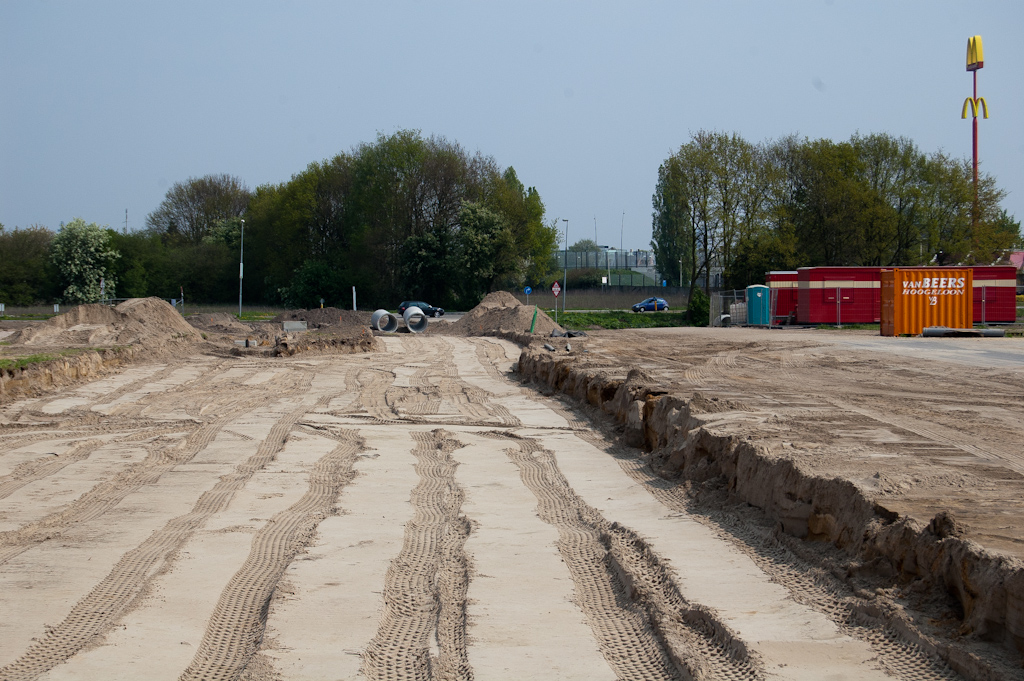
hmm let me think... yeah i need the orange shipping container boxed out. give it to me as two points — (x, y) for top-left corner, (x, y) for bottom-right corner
(880, 268), (973, 336)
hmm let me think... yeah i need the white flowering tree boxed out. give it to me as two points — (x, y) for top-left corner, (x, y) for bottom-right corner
(50, 218), (119, 304)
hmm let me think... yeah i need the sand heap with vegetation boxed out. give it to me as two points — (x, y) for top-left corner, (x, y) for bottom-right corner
(272, 307), (373, 331)
(185, 313), (254, 336)
(440, 291), (563, 337)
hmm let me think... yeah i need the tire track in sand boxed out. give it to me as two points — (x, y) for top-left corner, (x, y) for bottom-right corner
(0, 440), (103, 501)
(30, 362), (185, 415)
(492, 433), (761, 681)
(359, 337), (519, 429)
(0, 422), (197, 502)
(362, 429), (472, 681)
(179, 427), (364, 681)
(0, 374), (315, 680)
(562, 413), (962, 681)
(0, 371), (306, 567)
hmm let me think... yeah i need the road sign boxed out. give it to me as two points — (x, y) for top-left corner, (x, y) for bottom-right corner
(524, 286), (532, 295)
(551, 281), (561, 297)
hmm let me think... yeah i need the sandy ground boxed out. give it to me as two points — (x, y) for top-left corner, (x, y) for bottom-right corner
(576, 327), (1024, 562)
(0, 327), (1017, 679)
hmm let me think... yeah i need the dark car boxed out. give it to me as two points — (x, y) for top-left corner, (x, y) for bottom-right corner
(398, 300), (445, 317)
(631, 297), (669, 312)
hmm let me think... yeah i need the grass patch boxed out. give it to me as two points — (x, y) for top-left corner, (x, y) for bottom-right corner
(0, 353), (58, 371)
(0, 314), (53, 321)
(238, 311), (278, 322)
(557, 310), (691, 330)
(0, 348), (97, 372)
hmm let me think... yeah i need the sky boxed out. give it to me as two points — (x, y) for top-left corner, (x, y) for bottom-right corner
(2, 1), (1022, 252)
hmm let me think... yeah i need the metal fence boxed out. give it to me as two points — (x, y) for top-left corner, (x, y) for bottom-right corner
(512, 285), (692, 312)
(554, 250), (656, 270)
(710, 290), (744, 327)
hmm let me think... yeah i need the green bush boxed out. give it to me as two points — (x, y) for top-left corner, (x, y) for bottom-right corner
(688, 288), (710, 326)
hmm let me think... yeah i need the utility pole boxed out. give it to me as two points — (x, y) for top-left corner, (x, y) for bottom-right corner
(124, 209), (128, 235)
(238, 219), (245, 318)
(562, 218), (569, 315)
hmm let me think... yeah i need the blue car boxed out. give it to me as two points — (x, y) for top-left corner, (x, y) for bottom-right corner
(632, 297), (669, 312)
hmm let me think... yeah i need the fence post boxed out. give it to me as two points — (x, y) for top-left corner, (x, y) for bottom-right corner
(836, 287), (841, 328)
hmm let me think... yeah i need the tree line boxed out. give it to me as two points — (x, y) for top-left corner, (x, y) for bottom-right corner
(651, 130), (1021, 293)
(1, 130), (558, 309)
(3, 128), (1020, 309)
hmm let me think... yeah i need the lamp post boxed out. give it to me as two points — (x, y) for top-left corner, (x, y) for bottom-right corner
(238, 218), (245, 318)
(562, 218), (569, 315)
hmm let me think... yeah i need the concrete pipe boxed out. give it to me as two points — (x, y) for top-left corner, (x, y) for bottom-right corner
(403, 306), (428, 333)
(371, 309), (399, 333)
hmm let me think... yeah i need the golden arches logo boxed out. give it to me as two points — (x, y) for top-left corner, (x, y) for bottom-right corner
(962, 97), (989, 119)
(966, 35), (984, 71)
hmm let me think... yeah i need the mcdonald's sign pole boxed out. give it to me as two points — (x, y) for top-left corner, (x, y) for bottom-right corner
(962, 35), (988, 220)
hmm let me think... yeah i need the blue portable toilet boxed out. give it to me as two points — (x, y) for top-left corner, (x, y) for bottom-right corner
(746, 285), (771, 326)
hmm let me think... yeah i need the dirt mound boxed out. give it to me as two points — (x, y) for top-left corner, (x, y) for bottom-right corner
(272, 308), (373, 331)
(272, 327), (380, 357)
(9, 298), (198, 348)
(186, 313), (254, 335)
(115, 298), (198, 335)
(442, 291), (562, 337)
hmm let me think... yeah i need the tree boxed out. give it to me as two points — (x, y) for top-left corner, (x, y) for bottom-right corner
(50, 219), (120, 303)
(651, 154), (693, 290)
(244, 129), (549, 308)
(146, 174), (251, 244)
(569, 238), (600, 252)
(655, 130), (1019, 285)
(851, 133), (923, 265)
(484, 167), (557, 286)
(0, 224), (56, 305)
(651, 131), (744, 295)
(451, 202), (517, 305)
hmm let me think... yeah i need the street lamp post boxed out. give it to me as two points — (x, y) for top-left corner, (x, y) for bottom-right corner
(238, 218), (245, 318)
(562, 219), (569, 315)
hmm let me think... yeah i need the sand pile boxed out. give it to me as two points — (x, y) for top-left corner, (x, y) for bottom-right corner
(10, 298), (198, 348)
(185, 313), (279, 346)
(272, 308), (373, 331)
(442, 291), (562, 337)
(186, 313), (254, 335)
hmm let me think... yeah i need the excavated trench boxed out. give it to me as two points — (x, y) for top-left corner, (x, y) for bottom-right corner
(0, 346), (142, 403)
(515, 344), (1024, 678)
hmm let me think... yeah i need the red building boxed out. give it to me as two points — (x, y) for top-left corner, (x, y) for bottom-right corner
(766, 271), (798, 322)
(971, 266), (1018, 323)
(796, 267), (880, 325)
(791, 266), (1016, 325)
